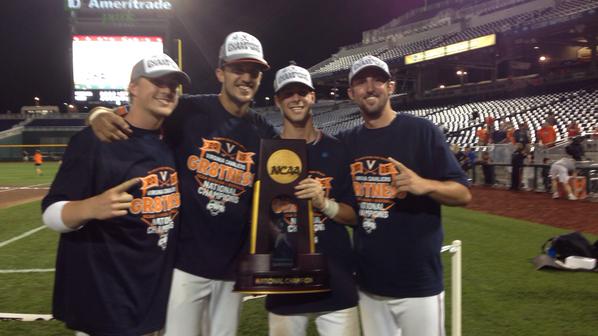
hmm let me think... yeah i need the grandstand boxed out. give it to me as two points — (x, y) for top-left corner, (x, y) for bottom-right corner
(261, 85), (597, 148)
(0, 113), (86, 161)
(294, 0), (598, 170)
(310, 0), (598, 90)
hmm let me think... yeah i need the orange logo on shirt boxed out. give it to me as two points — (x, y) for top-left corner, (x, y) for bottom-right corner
(129, 167), (179, 249)
(186, 138), (256, 216)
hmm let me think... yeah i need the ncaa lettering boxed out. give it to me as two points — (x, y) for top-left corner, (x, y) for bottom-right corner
(270, 165), (300, 175)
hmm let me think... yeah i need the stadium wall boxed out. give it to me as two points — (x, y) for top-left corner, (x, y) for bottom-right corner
(0, 134), (24, 161)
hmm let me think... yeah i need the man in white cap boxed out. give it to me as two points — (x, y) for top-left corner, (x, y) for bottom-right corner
(266, 64), (360, 336)
(71, 32), (277, 335)
(41, 54), (189, 335)
(338, 55), (471, 336)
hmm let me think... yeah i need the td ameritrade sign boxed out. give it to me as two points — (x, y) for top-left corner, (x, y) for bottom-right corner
(66, 0), (173, 11)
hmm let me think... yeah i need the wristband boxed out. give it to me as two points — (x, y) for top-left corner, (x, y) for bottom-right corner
(42, 201), (75, 233)
(320, 198), (339, 219)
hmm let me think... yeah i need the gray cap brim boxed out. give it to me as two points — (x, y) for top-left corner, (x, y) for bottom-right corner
(349, 65), (391, 84)
(143, 70), (191, 86)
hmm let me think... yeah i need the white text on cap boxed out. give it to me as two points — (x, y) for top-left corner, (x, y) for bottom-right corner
(349, 55), (391, 84)
(274, 65), (314, 93)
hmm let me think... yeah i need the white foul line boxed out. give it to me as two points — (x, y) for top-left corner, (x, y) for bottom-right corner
(0, 313), (54, 321)
(0, 268), (55, 274)
(0, 226), (46, 248)
(0, 183), (50, 193)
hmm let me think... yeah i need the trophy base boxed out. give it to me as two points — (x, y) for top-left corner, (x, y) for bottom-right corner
(234, 253), (330, 294)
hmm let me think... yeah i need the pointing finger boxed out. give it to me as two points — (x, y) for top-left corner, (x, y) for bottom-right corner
(112, 177), (141, 193)
(387, 157), (409, 173)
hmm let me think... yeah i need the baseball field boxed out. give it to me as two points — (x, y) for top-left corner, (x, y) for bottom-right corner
(0, 162), (596, 335)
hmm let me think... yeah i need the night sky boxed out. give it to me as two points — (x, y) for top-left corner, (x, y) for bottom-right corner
(2, 0), (423, 113)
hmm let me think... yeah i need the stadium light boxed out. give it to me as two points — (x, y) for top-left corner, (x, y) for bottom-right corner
(539, 55), (548, 62)
(265, 96), (270, 101)
(439, 85), (446, 89)
(34, 97), (40, 106)
(534, 46), (540, 50)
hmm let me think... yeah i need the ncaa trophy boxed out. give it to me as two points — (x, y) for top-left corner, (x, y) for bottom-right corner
(234, 139), (329, 294)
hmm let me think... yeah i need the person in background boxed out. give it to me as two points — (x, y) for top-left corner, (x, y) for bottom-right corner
(464, 146), (476, 168)
(506, 121), (516, 144)
(513, 122), (531, 146)
(567, 120), (580, 138)
(546, 111), (558, 128)
(492, 122), (507, 144)
(541, 157), (551, 193)
(550, 146), (578, 200)
(479, 151), (495, 186)
(536, 121), (557, 148)
(510, 143), (527, 191)
(33, 149), (43, 176)
(476, 126), (490, 145)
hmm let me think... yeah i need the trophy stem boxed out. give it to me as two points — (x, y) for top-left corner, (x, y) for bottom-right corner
(250, 180), (261, 254)
(307, 201), (315, 254)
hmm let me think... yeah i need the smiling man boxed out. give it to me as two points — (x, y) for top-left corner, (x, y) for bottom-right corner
(339, 55), (471, 336)
(73, 32), (277, 335)
(41, 54), (189, 336)
(266, 64), (360, 336)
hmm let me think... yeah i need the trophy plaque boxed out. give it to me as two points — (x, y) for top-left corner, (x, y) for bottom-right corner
(234, 139), (329, 294)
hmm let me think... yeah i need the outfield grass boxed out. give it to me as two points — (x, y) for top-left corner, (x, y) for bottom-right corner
(1, 201), (596, 335)
(0, 162), (61, 187)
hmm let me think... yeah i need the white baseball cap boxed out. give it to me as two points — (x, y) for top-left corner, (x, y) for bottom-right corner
(130, 54), (191, 85)
(348, 55), (391, 84)
(273, 65), (314, 93)
(218, 31), (269, 70)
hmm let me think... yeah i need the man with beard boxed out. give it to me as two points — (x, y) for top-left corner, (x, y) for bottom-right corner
(265, 64), (360, 336)
(75, 32), (277, 335)
(41, 54), (189, 335)
(338, 55), (471, 336)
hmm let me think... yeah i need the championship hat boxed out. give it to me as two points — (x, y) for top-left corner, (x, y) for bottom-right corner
(273, 65), (314, 93)
(130, 54), (191, 85)
(348, 55), (391, 84)
(218, 31), (269, 70)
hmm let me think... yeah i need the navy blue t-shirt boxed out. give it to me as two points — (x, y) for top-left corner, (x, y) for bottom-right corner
(162, 94), (277, 280)
(266, 133), (358, 315)
(338, 113), (468, 298)
(42, 126), (179, 336)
